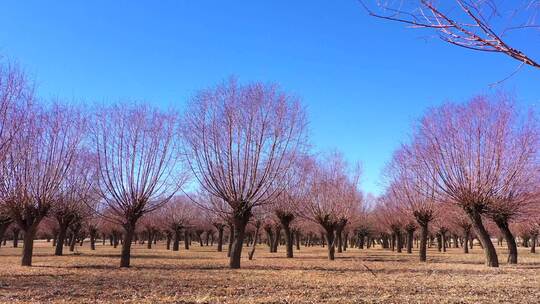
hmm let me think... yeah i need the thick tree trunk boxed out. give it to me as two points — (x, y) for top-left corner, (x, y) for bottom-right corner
(325, 228), (336, 260)
(495, 219), (517, 264)
(531, 235), (537, 253)
(173, 229), (180, 251)
(468, 209), (498, 267)
(55, 224), (68, 256)
(227, 225), (234, 257)
(120, 223), (136, 268)
(229, 209), (251, 269)
(419, 223), (428, 262)
(21, 228), (36, 266)
(282, 224), (293, 258)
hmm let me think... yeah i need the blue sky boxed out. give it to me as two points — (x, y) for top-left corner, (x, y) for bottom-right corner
(1, 1), (539, 195)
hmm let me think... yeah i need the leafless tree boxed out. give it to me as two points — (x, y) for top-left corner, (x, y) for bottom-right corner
(182, 79), (307, 268)
(52, 150), (97, 256)
(409, 94), (537, 267)
(2, 103), (85, 266)
(91, 103), (188, 267)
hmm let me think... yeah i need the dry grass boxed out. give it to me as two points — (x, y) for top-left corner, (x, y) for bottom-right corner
(1, 241), (540, 303)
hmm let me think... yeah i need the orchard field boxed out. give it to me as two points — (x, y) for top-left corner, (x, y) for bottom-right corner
(1, 241), (540, 304)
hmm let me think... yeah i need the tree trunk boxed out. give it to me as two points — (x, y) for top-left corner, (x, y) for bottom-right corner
(55, 224), (68, 256)
(325, 227), (336, 260)
(229, 209), (251, 269)
(13, 228), (19, 248)
(227, 225), (234, 257)
(248, 225), (260, 260)
(90, 231), (96, 250)
(336, 228), (343, 253)
(217, 226), (224, 252)
(69, 232), (77, 252)
(396, 230), (402, 253)
(295, 231), (301, 251)
(406, 228), (414, 254)
(419, 223), (428, 262)
(282, 224), (293, 258)
(166, 234), (171, 250)
(120, 223), (136, 268)
(531, 235), (537, 253)
(463, 229), (470, 254)
(147, 230), (152, 249)
(173, 229), (180, 251)
(184, 230), (190, 250)
(495, 219), (517, 264)
(468, 209), (498, 267)
(21, 228), (36, 266)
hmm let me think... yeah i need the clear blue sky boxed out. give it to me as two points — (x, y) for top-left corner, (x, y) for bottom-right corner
(1, 1), (539, 195)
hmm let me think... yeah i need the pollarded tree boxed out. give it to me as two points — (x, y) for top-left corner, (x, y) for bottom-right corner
(181, 79), (307, 269)
(91, 103), (188, 267)
(52, 151), (97, 256)
(410, 95), (536, 267)
(483, 124), (539, 264)
(300, 152), (362, 260)
(386, 145), (440, 261)
(267, 156), (312, 258)
(0, 62), (33, 251)
(162, 196), (196, 252)
(2, 103), (85, 266)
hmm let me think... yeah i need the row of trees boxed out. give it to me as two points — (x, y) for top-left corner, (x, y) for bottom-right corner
(1, 59), (539, 269)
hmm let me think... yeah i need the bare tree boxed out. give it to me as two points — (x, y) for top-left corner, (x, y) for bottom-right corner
(409, 94), (536, 267)
(182, 79), (307, 268)
(2, 103), (85, 266)
(52, 151), (97, 256)
(386, 145), (440, 261)
(91, 103), (188, 267)
(299, 152), (362, 260)
(361, 1), (540, 70)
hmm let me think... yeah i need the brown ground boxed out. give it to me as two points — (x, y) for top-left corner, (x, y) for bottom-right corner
(0, 241), (539, 303)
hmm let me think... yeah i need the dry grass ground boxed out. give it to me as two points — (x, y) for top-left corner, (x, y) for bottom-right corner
(1, 241), (539, 303)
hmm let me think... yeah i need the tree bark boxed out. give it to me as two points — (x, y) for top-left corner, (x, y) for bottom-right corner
(229, 208), (251, 269)
(184, 230), (190, 250)
(419, 223), (428, 262)
(55, 223), (68, 256)
(468, 209), (498, 267)
(13, 228), (19, 248)
(463, 229), (470, 254)
(495, 219), (517, 264)
(280, 221), (294, 258)
(120, 223), (136, 268)
(325, 227), (336, 260)
(21, 226), (37, 266)
(173, 229), (180, 251)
